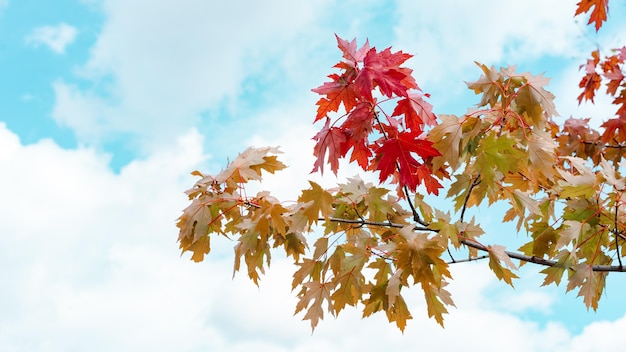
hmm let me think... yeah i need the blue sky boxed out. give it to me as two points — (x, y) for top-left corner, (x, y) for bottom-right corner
(1, 0), (626, 350)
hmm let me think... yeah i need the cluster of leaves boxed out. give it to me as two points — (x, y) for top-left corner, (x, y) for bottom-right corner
(311, 35), (442, 196)
(177, 0), (626, 331)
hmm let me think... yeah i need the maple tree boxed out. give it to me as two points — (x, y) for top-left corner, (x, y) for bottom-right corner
(177, 0), (626, 331)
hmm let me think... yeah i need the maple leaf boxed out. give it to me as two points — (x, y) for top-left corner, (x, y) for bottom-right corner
(557, 157), (596, 199)
(295, 281), (333, 331)
(557, 220), (589, 249)
(372, 130), (441, 193)
(488, 245), (519, 286)
(391, 92), (437, 132)
(215, 146), (286, 189)
(466, 63), (502, 107)
(340, 101), (376, 168)
(312, 73), (361, 121)
(604, 69), (624, 96)
(600, 115), (626, 143)
(575, 0), (609, 31)
(474, 132), (524, 185)
(335, 34), (369, 66)
(429, 210), (460, 248)
(312, 118), (348, 174)
(177, 196), (223, 242)
(354, 47), (416, 100)
(528, 130), (557, 179)
(423, 282), (455, 327)
(386, 293), (412, 331)
(540, 250), (574, 286)
(517, 72), (558, 119)
(429, 114), (463, 170)
(341, 101), (375, 140)
(563, 117), (591, 136)
(566, 263), (606, 310)
(518, 222), (558, 258)
(578, 50), (602, 104)
(330, 243), (368, 314)
(179, 234), (210, 262)
(298, 181), (334, 224)
(599, 157), (625, 190)
(386, 269), (403, 306)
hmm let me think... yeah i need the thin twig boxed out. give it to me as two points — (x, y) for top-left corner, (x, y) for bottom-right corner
(460, 174), (481, 223)
(404, 184), (428, 226)
(615, 202), (623, 268)
(321, 216), (626, 272)
(581, 141), (626, 149)
(446, 255), (489, 264)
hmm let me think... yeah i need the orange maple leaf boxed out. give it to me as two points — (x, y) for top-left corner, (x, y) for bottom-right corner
(575, 0), (609, 31)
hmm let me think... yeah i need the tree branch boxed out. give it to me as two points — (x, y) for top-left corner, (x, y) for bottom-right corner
(321, 216), (626, 272)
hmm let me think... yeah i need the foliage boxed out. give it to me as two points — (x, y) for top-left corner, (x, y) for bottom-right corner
(177, 0), (626, 331)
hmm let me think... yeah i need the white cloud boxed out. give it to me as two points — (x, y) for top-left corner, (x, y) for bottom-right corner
(392, 0), (584, 109)
(53, 0), (333, 148)
(26, 23), (78, 54)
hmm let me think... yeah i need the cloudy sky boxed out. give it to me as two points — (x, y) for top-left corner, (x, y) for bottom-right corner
(2, 0), (626, 351)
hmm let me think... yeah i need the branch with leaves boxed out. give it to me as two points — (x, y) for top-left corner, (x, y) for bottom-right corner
(177, 0), (626, 331)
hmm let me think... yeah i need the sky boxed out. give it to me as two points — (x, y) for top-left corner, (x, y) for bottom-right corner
(1, 0), (626, 351)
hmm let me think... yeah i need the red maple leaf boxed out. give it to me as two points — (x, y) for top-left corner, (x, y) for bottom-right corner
(349, 141), (373, 170)
(372, 130), (441, 193)
(354, 47), (416, 101)
(415, 164), (442, 195)
(335, 34), (369, 67)
(578, 50), (602, 104)
(312, 119), (348, 175)
(341, 101), (375, 140)
(614, 91), (626, 119)
(605, 70), (625, 96)
(312, 72), (361, 121)
(600, 115), (626, 143)
(392, 92), (437, 132)
(340, 101), (376, 169)
(575, 0), (609, 32)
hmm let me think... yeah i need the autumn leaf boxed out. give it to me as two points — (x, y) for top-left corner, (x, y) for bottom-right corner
(429, 114), (463, 170)
(312, 118), (348, 174)
(295, 281), (333, 331)
(528, 130), (557, 179)
(372, 130), (441, 193)
(312, 73), (361, 121)
(600, 115), (626, 143)
(473, 132), (524, 185)
(557, 157), (596, 199)
(575, 0), (609, 31)
(466, 62), (502, 107)
(488, 245), (519, 286)
(335, 34), (370, 66)
(517, 71), (558, 119)
(391, 92), (437, 132)
(354, 47), (416, 100)
(557, 220), (589, 249)
(539, 251), (572, 286)
(423, 282), (455, 327)
(215, 146), (286, 189)
(340, 101), (376, 168)
(298, 181), (334, 225)
(578, 50), (602, 103)
(566, 263), (606, 310)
